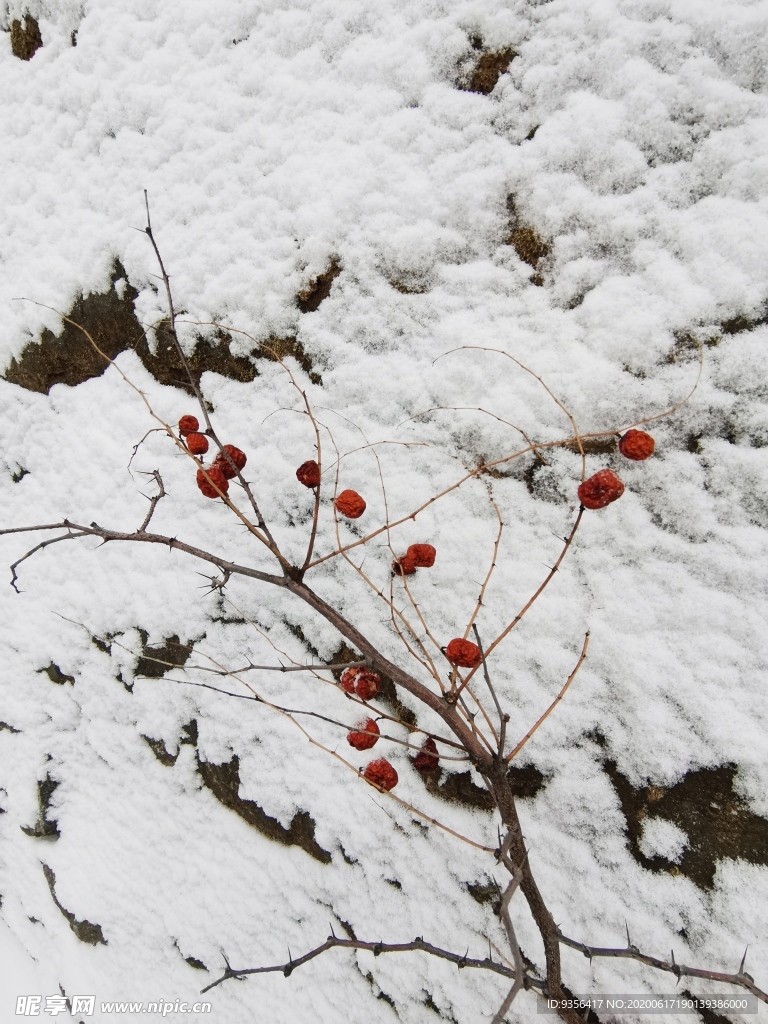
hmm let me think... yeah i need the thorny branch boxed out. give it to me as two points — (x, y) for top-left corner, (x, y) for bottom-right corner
(558, 933), (768, 1005)
(200, 933), (538, 996)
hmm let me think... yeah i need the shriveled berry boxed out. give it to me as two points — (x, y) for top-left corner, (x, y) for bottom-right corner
(296, 460), (321, 488)
(355, 671), (381, 701)
(364, 758), (398, 791)
(178, 414), (199, 436)
(445, 638), (482, 669)
(186, 433), (209, 456)
(340, 666), (362, 693)
(413, 737), (439, 773)
(196, 466), (229, 499)
(214, 444), (247, 479)
(407, 543), (436, 568)
(347, 718), (380, 751)
(618, 429), (655, 461)
(578, 469), (625, 510)
(392, 555), (417, 576)
(335, 489), (366, 519)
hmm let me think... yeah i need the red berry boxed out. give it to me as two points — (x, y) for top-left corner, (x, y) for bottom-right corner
(355, 671), (381, 701)
(347, 718), (380, 751)
(618, 429), (655, 461)
(213, 445), (247, 479)
(577, 469), (625, 510)
(445, 638), (482, 669)
(407, 543), (436, 568)
(364, 758), (398, 791)
(413, 737), (439, 773)
(296, 460), (321, 488)
(178, 414), (199, 436)
(196, 466), (229, 499)
(392, 555), (417, 576)
(186, 433), (209, 456)
(335, 489), (366, 519)
(340, 666), (361, 693)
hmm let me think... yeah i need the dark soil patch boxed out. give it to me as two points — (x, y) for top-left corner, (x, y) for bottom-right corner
(185, 956), (208, 972)
(38, 663), (75, 686)
(0, 721), (21, 734)
(42, 864), (107, 945)
(10, 16), (42, 60)
(605, 760), (768, 890)
(297, 259), (342, 313)
(135, 631), (196, 680)
(461, 47), (516, 95)
(3, 260), (321, 395)
(21, 775), (60, 840)
(196, 753), (332, 864)
(142, 736), (178, 767)
(423, 762), (546, 810)
(143, 717), (197, 767)
(466, 876), (501, 914)
(504, 197), (551, 286)
(564, 436), (618, 456)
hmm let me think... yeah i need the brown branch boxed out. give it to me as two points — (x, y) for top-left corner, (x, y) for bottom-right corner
(472, 625), (508, 757)
(558, 933), (768, 1004)
(506, 632), (590, 762)
(200, 933), (540, 995)
(492, 830), (527, 1023)
(137, 470), (166, 532)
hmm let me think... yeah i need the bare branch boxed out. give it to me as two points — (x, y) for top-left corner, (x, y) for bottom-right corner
(506, 632), (590, 762)
(200, 934), (539, 995)
(137, 470), (166, 531)
(472, 625), (508, 757)
(558, 932), (768, 1005)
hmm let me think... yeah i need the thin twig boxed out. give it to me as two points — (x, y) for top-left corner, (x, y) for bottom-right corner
(506, 633), (590, 762)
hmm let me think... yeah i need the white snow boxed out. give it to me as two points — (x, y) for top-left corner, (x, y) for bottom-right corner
(1, 0), (767, 1021)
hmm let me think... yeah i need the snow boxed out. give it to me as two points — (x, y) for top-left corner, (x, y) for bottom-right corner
(1, 0), (767, 1021)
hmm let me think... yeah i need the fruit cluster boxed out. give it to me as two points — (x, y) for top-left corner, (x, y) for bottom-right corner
(180, 415), (247, 500)
(392, 543), (436, 577)
(577, 429), (654, 510)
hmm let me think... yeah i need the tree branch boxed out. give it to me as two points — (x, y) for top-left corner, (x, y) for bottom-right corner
(558, 933), (768, 1004)
(200, 933), (540, 995)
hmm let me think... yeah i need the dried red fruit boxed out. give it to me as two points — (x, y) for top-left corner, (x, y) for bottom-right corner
(339, 666), (381, 700)
(363, 758), (398, 791)
(407, 543), (436, 568)
(340, 666), (361, 694)
(392, 555), (417, 576)
(577, 469), (625, 510)
(196, 466), (229, 499)
(347, 718), (380, 751)
(185, 433), (209, 456)
(296, 460), (321, 488)
(178, 414), (199, 436)
(413, 737), (439, 773)
(618, 429), (655, 461)
(335, 489), (366, 519)
(355, 670), (381, 701)
(445, 638), (482, 669)
(213, 445), (247, 479)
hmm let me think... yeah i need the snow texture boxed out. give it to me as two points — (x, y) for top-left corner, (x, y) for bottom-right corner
(1, 0), (767, 1021)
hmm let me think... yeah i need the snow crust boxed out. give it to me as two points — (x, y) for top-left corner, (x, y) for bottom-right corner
(1, 0), (767, 1021)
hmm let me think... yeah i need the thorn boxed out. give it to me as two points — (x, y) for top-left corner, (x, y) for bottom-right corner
(739, 945), (749, 974)
(329, 922), (336, 938)
(373, 942), (382, 957)
(670, 949), (681, 980)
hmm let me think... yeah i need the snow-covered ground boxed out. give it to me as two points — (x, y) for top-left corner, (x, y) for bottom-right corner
(1, 0), (767, 1021)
